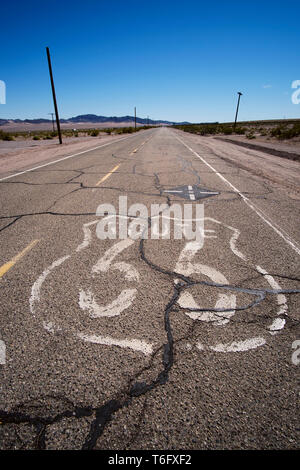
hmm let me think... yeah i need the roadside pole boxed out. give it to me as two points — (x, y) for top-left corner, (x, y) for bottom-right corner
(46, 47), (62, 144)
(234, 92), (243, 131)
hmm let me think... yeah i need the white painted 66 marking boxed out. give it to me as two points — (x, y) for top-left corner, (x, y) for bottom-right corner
(29, 217), (289, 356)
(30, 219), (153, 356)
(175, 218), (288, 352)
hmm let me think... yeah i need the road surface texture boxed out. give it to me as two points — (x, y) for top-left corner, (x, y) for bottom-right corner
(0, 127), (299, 450)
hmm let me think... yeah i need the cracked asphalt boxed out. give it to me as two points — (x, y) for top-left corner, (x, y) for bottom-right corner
(0, 127), (299, 450)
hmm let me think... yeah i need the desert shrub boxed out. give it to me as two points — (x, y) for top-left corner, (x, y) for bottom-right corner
(90, 129), (100, 136)
(33, 136), (40, 140)
(205, 125), (219, 134)
(43, 135), (53, 140)
(223, 127), (233, 135)
(272, 123), (300, 140)
(289, 123), (300, 137)
(118, 127), (134, 134)
(234, 127), (246, 135)
(0, 131), (13, 140)
(246, 131), (255, 139)
(270, 126), (284, 138)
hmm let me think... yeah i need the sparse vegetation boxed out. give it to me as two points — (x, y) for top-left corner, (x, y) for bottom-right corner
(246, 131), (256, 139)
(173, 119), (300, 140)
(0, 130), (14, 141)
(0, 125), (155, 142)
(270, 123), (300, 140)
(173, 123), (242, 136)
(235, 127), (246, 135)
(2, 134), (14, 141)
(89, 129), (100, 136)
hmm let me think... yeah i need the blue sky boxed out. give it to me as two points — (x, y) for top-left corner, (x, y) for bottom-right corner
(1, 0), (299, 122)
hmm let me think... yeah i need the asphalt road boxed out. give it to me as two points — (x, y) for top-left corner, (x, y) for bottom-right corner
(0, 127), (299, 450)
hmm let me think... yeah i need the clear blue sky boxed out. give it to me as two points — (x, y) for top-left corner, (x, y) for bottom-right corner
(1, 0), (299, 122)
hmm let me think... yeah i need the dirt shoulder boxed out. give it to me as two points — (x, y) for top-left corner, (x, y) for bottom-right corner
(214, 135), (300, 161)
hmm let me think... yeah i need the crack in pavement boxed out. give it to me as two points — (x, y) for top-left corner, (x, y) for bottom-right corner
(1, 145), (299, 449)
(0, 157), (176, 231)
(2, 206), (299, 450)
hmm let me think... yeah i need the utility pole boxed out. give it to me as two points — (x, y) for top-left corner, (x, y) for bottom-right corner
(48, 112), (55, 132)
(234, 92), (243, 130)
(134, 107), (137, 131)
(46, 47), (62, 144)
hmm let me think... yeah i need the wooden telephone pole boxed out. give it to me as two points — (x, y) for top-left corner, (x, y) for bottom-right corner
(46, 47), (62, 144)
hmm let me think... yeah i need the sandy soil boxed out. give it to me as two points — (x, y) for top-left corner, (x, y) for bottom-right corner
(216, 134), (300, 154)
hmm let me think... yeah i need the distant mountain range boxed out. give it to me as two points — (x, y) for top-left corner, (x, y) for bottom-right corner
(0, 114), (191, 126)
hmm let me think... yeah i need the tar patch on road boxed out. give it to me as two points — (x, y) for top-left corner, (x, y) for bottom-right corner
(163, 184), (219, 200)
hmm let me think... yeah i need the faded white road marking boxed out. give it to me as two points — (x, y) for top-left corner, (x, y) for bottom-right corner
(80, 238), (139, 318)
(174, 217), (290, 352)
(256, 265), (288, 316)
(0, 133), (142, 182)
(77, 332), (153, 355)
(76, 220), (97, 252)
(175, 239), (236, 325)
(92, 238), (135, 274)
(199, 337), (267, 352)
(30, 224), (152, 355)
(211, 337), (266, 352)
(29, 255), (71, 315)
(79, 288), (137, 318)
(0, 339), (6, 365)
(43, 321), (62, 334)
(198, 191), (219, 195)
(176, 135), (300, 256)
(112, 262), (139, 281)
(162, 190), (182, 193)
(179, 290), (236, 324)
(268, 318), (286, 333)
